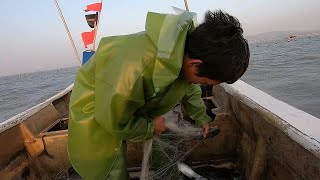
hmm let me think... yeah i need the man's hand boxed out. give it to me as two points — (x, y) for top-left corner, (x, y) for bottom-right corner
(153, 116), (166, 136)
(201, 123), (210, 138)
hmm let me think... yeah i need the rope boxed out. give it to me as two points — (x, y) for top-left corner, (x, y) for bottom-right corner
(53, 0), (82, 66)
(184, 0), (189, 11)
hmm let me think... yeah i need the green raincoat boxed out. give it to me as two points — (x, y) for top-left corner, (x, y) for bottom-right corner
(68, 11), (211, 180)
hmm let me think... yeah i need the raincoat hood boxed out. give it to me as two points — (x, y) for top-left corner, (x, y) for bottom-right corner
(145, 10), (196, 91)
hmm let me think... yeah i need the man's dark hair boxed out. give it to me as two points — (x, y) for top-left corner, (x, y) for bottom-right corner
(185, 10), (250, 84)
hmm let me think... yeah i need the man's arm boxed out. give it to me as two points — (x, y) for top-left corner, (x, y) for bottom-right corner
(94, 76), (156, 142)
(87, 36), (166, 142)
(182, 84), (212, 136)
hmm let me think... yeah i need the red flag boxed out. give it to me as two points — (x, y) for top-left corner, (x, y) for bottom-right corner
(81, 30), (95, 48)
(85, 3), (102, 12)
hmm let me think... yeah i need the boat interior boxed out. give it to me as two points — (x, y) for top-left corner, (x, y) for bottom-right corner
(0, 82), (319, 179)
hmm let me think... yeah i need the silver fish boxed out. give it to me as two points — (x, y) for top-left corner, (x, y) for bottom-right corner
(177, 162), (207, 180)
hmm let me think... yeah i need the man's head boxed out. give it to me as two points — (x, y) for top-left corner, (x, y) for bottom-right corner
(182, 10), (250, 85)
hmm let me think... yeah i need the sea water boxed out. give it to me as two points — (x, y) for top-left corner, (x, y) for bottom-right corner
(0, 35), (320, 122)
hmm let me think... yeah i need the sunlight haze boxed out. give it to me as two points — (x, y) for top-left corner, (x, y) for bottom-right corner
(1, 0), (320, 76)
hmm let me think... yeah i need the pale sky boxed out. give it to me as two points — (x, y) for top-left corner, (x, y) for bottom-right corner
(1, 0), (320, 76)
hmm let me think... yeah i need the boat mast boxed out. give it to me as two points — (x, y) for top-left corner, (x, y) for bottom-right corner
(92, 0), (103, 50)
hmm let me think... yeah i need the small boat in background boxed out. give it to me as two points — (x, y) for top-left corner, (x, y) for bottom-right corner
(287, 31), (297, 42)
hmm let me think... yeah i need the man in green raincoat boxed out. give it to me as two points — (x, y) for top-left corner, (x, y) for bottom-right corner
(68, 10), (249, 179)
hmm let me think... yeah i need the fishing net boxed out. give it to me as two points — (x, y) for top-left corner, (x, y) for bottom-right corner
(54, 104), (207, 180)
(140, 105), (209, 180)
(55, 96), (223, 180)
(54, 168), (82, 180)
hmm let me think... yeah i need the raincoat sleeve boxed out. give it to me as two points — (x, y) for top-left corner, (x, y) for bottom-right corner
(95, 76), (155, 143)
(181, 84), (211, 127)
(93, 36), (155, 142)
(95, 74), (155, 142)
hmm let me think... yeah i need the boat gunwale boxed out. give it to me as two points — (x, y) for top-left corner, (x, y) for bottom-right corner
(0, 84), (74, 134)
(1, 80), (320, 158)
(221, 80), (320, 158)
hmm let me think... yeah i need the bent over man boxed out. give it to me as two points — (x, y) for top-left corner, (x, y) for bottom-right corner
(68, 10), (250, 179)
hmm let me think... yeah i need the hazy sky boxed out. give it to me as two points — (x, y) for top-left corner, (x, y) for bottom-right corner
(1, 0), (320, 76)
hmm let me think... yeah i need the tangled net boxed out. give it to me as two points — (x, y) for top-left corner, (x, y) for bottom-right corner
(140, 105), (207, 180)
(55, 104), (215, 180)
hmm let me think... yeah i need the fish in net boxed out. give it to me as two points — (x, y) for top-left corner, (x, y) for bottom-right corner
(140, 105), (220, 180)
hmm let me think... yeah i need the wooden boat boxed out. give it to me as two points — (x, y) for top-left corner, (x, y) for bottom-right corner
(0, 80), (319, 179)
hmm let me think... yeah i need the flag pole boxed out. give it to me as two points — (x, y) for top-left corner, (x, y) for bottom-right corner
(92, 0), (103, 51)
(92, 21), (98, 50)
(183, 0), (189, 11)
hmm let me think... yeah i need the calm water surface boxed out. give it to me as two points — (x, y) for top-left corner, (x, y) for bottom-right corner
(0, 35), (319, 122)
